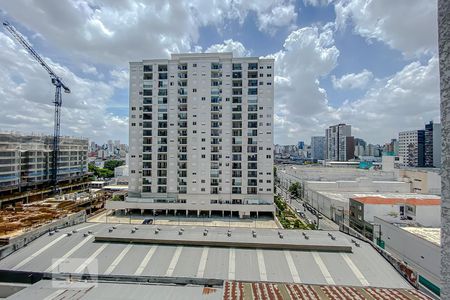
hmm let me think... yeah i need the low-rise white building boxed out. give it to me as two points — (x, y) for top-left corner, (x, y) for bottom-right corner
(349, 194), (441, 240)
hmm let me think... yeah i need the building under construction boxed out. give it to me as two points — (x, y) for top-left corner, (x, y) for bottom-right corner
(0, 132), (89, 206)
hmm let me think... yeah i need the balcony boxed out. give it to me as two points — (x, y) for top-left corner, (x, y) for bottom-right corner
(248, 163), (257, 170)
(158, 65), (168, 72)
(248, 154), (258, 161)
(144, 65), (152, 72)
(232, 88), (242, 95)
(178, 64), (187, 70)
(143, 73), (153, 80)
(248, 71), (258, 79)
(211, 63), (222, 70)
(232, 63), (242, 70)
(232, 187), (241, 194)
(143, 97), (152, 104)
(247, 187), (257, 194)
(248, 79), (258, 86)
(143, 106), (152, 112)
(248, 88), (258, 95)
(211, 129), (221, 137)
(248, 63), (258, 70)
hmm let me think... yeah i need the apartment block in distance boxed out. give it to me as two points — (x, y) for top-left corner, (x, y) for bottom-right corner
(107, 53), (275, 218)
(310, 136), (325, 161)
(399, 130), (425, 167)
(325, 124), (355, 161)
(0, 132), (88, 193)
(424, 121), (441, 168)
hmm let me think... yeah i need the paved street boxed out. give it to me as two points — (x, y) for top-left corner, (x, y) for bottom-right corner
(276, 184), (339, 231)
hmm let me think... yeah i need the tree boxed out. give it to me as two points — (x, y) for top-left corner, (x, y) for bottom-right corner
(289, 182), (301, 198)
(104, 160), (124, 171)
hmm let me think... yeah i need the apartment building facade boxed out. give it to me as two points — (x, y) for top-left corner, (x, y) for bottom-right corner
(399, 130), (425, 167)
(0, 133), (88, 191)
(325, 124), (355, 161)
(108, 53), (274, 218)
(310, 136), (325, 161)
(424, 121), (442, 168)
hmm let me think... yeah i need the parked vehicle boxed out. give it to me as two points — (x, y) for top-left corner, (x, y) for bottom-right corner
(142, 218), (154, 225)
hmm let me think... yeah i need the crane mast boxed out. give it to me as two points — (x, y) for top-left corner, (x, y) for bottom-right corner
(3, 21), (70, 192)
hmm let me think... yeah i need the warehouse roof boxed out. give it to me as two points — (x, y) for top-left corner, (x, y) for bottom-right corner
(6, 279), (430, 300)
(402, 227), (441, 246)
(0, 222), (411, 290)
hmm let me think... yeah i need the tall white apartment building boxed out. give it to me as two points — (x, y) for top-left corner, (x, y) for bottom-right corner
(325, 124), (354, 161)
(107, 53), (275, 218)
(399, 130), (425, 167)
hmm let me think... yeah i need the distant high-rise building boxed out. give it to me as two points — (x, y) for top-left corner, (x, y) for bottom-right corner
(310, 136), (325, 160)
(325, 124), (354, 161)
(297, 141), (305, 150)
(354, 138), (366, 158)
(424, 121), (442, 168)
(110, 52), (275, 217)
(399, 130), (425, 167)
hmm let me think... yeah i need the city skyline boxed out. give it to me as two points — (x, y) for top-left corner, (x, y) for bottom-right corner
(0, 1), (440, 145)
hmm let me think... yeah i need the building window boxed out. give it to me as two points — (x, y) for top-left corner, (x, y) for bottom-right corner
(193, 63), (197, 67)
(131, 170), (136, 174)
(193, 88), (197, 92)
(131, 123), (136, 126)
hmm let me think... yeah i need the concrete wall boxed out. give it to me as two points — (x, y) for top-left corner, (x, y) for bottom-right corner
(304, 178), (410, 193)
(0, 211), (86, 260)
(375, 217), (440, 292)
(305, 189), (349, 222)
(277, 165), (397, 188)
(416, 205), (442, 227)
(399, 169), (441, 195)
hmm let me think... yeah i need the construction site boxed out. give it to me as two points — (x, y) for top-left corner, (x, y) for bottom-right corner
(0, 190), (110, 245)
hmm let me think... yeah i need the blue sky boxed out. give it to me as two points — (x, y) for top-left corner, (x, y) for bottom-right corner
(0, 0), (440, 145)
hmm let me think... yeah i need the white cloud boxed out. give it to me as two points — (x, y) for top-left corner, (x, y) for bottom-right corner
(1, 0), (297, 65)
(331, 69), (373, 89)
(109, 69), (129, 89)
(267, 23), (439, 145)
(270, 24), (340, 143)
(205, 39), (251, 57)
(0, 31), (127, 143)
(335, 56), (440, 143)
(334, 0), (438, 57)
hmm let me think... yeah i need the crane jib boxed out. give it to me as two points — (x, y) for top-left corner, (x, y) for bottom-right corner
(3, 20), (70, 193)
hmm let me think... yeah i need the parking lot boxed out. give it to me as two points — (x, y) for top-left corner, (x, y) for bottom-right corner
(89, 211), (280, 229)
